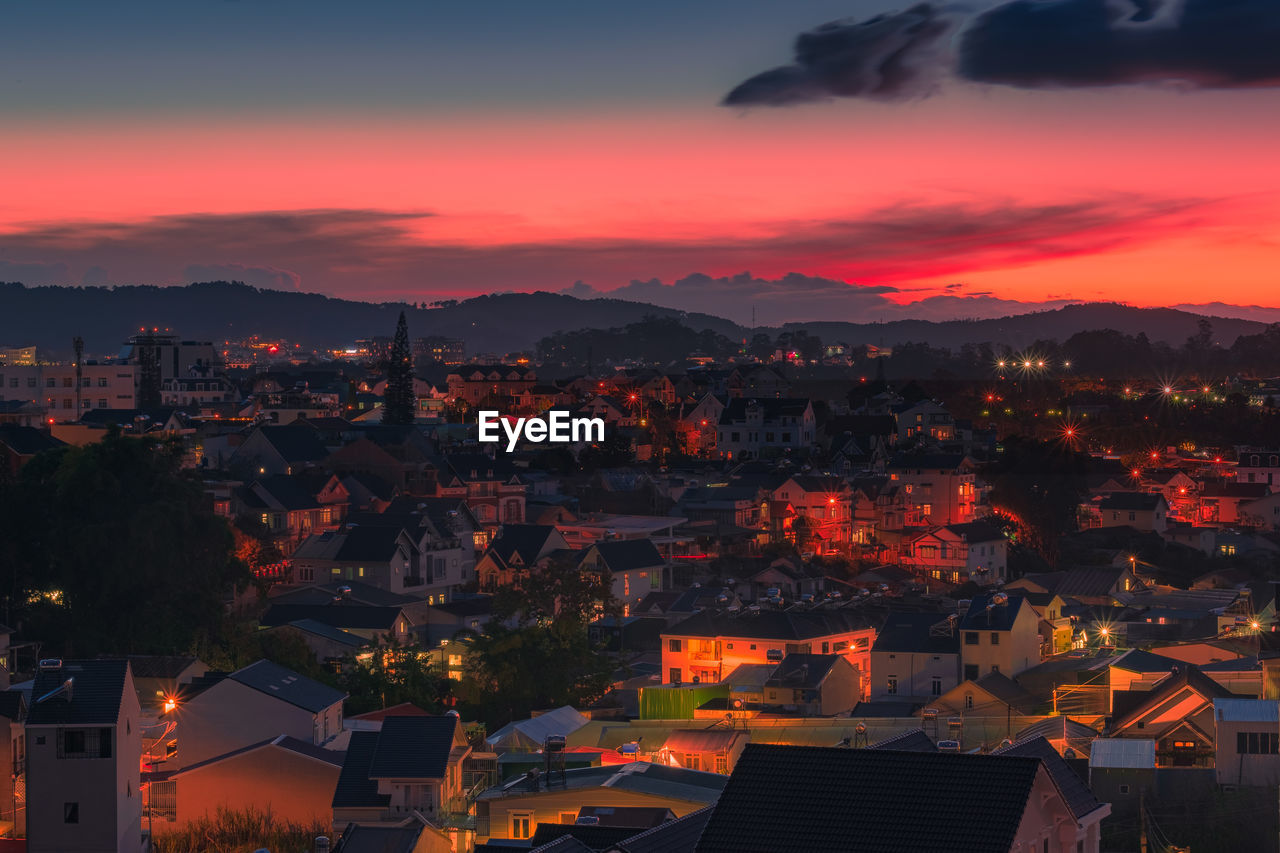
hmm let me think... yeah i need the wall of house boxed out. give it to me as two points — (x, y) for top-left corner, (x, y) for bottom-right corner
(27, 727), (124, 853)
(1215, 719), (1280, 786)
(662, 628), (874, 686)
(1008, 766), (1096, 853)
(869, 651), (959, 702)
(961, 605), (1040, 679)
(162, 746), (340, 831)
(174, 680), (339, 769)
(819, 659), (863, 715)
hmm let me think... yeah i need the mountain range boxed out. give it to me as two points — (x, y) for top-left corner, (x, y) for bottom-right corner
(0, 281), (1272, 361)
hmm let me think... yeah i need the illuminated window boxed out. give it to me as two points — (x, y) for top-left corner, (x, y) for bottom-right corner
(511, 814), (532, 839)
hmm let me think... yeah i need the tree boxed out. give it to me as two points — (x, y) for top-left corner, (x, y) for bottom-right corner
(383, 311), (417, 425)
(340, 639), (454, 715)
(0, 429), (250, 656)
(458, 556), (618, 728)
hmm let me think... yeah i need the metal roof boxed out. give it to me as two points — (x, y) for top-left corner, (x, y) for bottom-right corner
(1088, 738), (1156, 769)
(1214, 698), (1280, 723)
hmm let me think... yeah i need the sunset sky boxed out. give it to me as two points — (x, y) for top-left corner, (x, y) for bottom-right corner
(3, 0), (1280, 323)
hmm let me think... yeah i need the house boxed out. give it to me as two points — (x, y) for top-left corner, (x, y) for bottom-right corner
(1108, 664), (1234, 767)
(445, 365), (537, 405)
(959, 592), (1042, 680)
(1235, 446), (1280, 487)
(935, 671), (1042, 717)
(869, 611), (961, 703)
(259, 601), (414, 647)
(885, 453), (982, 526)
(168, 659), (346, 769)
(475, 524), (570, 592)
(656, 729), (748, 775)
(146, 734), (343, 833)
(1008, 565), (1143, 607)
(437, 452), (526, 527)
(1096, 492), (1168, 533)
(715, 398), (815, 461)
(894, 399), (956, 444)
(769, 476), (852, 553)
(227, 423), (329, 477)
(0, 691), (24, 834)
(726, 365), (790, 399)
(992, 735), (1111, 839)
(332, 823), (441, 853)
(900, 520), (1007, 586)
(1213, 698), (1280, 786)
(661, 610), (876, 689)
(331, 714), (471, 835)
(291, 524), (425, 595)
(235, 475), (339, 555)
(761, 653), (861, 715)
(1199, 481), (1271, 526)
(343, 505), (475, 602)
(576, 539), (665, 617)
(676, 394), (725, 457)
(694, 743), (1106, 853)
(1018, 593), (1074, 657)
(0, 423), (64, 477)
(1088, 738), (1156, 810)
(26, 659), (144, 853)
(474, 761), (727, 844)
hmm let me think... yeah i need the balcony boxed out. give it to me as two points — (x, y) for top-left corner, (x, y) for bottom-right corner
(689, 650), (720, 662)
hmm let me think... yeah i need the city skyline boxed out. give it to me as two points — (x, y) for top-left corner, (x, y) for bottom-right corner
(3, 0), (1280, 322)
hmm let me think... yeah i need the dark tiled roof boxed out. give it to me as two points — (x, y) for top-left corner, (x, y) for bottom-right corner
(28, 659), (128, 726)
(173, 733), (344, 776)
(256, 424), (329, 463)
(529, 824), (638, 850)
(488, 524), (560, 565)
(1112, 664), (1235, 731)
(247, 475), (321, 511)
(367, 715), (459, 780)
(1098, 492), (1164, 511)
(994, 735), (1103, 820)
(0, 424), (64, 456)
(944, 520), (1004, 543)
(1054, 567), (1128, 599)
(228, 660), (346, 713)
(0, 692), (25, 722)
(332, 730), (391, 809)
(583, 539), (664, 573)
(871, 612), (961, 655)
(869, 729), (938, 752)
(971, 673), (1041, 714)
(764, 654), (841, 690)
(333, 823), (423, 853)
(666, 609), (873, 642)
(958, 593), (1028, 632)
(616, 806), (712, 853)
(695, 745), (1040, 853)
(284, 620), (370, 648)
(261, 604), (403, 631)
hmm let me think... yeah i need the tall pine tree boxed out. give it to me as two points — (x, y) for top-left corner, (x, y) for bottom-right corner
(383, 311), (417, 425)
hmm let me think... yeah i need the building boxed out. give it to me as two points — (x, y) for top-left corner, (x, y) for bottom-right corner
(445, 365), (536, 406)
(475, 524), (570, 593)
(869, 611), (961, 703)
(1109, 665), (1233, 768)
(959, 592), (1041, 680)
(25, 659), (144, 853)
(695, 743), (1106, 853)
(291, 524), (425, 594)
(0, 362), (138, 418)
(769, 476), (852, 553)
(168, 660), (346, 770)
(715, 398), (815, 461)
(656, 730), (749, 775)
(900, 520), (1008, 586)
(146, 734), (343, 833)
(474, 761), (726, 844)
(576, 539), (665, 617)
(885, 453), (982, 526)
(331, 714), (471, 837)
(1213, 698), (1280, 786)
(761, 653), (861, 715)
(661, 610), (876, 688)
(1095, 492), (1169, 533)
(1235, 446), (1280, 487)
(436, 453), (526, 528)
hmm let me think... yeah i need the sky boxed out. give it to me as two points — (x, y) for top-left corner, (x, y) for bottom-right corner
(3, 0), (1280, 324)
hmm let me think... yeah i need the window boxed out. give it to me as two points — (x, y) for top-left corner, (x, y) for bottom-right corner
(685, 754), (701, 771)
(668, 639), (682, 653)
(1119, 784), (1131, 795)
(931, 677), (942, 696)
(965, 694), (974, 710)
(887, 677), (898, 695)
(511, 814), (532, 839)
(560, 812), (577, 825)
(1238, 732), (1280, 754)
(964, 632), (979, 645)
(669, 668), (682, 684)
(64, 802), (79, 824)
(964, 664), (979, 680)
(990, 632), (1000, 645)
(46, 378), (56, 388)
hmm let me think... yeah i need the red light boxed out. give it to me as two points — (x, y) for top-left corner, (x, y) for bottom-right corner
(1150, 451), (1159, 460)
(268, 345), (279, 354)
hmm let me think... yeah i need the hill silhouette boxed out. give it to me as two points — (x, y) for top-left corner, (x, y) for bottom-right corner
(0, 281), (1269, 359)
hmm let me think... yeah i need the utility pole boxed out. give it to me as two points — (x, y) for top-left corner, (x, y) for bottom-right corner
(1140, 791), (1148, 853)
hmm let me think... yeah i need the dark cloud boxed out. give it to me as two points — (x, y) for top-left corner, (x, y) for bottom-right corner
(728, 0), (1280, 104)
(959, 0), (1280, 88)
(0, 197), (1206, 318)
(0, 260), (71, 285)
(723, 4), (959, 106)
